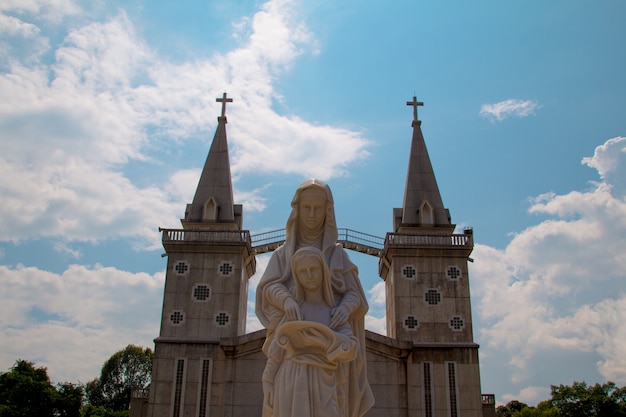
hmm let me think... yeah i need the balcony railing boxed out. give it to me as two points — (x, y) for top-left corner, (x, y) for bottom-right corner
(160, 228), (252, 246)
(482, 394), (495, 405)
(160, 227), (470, 255)
(384, 232), (472, 248)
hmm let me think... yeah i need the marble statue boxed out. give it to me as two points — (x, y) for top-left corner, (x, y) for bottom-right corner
(264, 247), (358, 417)
(256, 179), (374, 417)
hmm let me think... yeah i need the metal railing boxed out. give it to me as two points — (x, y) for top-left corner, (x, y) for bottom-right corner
(338, 229), (385, 248)
(250, 228), (385, 257)
(337, 229), (385, 257)
(251, 229), (286, 247)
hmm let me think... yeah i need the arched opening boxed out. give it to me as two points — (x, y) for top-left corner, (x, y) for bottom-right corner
(418, 201), (434, 225)
(203, 197), (218, 221)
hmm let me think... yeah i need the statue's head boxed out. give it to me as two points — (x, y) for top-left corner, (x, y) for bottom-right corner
(297, 186), (327, 233)
(291, 246), (334, 307)
(287, 179), (336, 239)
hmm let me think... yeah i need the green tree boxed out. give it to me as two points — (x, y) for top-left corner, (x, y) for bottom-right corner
(550, 381), (626, 417)
(515, 400), (560, 417)
(85, 345), (152, 412)
(56, 382), (84, 417)
(497, 400), (529, 417)
(0, 360), (56, 417)
(80, 404), (129, 417)
(0, 360), (83, 417)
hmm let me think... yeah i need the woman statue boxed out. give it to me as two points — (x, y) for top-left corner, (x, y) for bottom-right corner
(264, 247), (358, 417)
(256, 179), (374, 417)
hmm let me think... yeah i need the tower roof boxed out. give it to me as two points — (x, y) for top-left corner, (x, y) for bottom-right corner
(395, 97), (452, 232)
(183, 93), (241, 228)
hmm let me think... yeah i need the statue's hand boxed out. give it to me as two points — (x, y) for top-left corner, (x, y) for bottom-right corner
(283, 298), (302, 321)
(263, 381), (274, 407)
(330, 305), (349, 329)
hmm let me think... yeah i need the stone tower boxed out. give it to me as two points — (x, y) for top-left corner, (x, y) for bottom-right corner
(147, 94), (256, 417)
(378, 97), (481, 416)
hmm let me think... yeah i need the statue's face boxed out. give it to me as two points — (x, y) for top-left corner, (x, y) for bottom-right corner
(298, 188), (326, 233)
(295, 256), (323, 291)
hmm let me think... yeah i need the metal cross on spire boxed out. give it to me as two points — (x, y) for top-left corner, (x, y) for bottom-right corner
(406, 96), (424, 122)
(216, 92), (233, 118)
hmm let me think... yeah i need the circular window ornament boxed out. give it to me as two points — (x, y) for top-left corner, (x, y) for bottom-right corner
(170, 310), (185, 326)
(215, 311), (231, 327)
(424, 289), (442, 305)
(402, 265), (417, 279)
(403, 315), (419, 331)
(449, 316), (465, 332)
(193, 284), (211, 301)
(218, 261), (234, 277)
(174, 260), (190, 275)
(446, 265), (461, 280)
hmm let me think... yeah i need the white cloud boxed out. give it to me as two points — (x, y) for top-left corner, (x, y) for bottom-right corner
(581, 136), (626, 196)
(368, 281), (386, 306)
(0, 14), (41, 37)
(0, 154), (182, 248)
(0, 264), (163, 383)
(0, 0), (369, 245)
(471, 137), (626, 399)
(245, 254), (270, 333)
(480, 99), (540, 122)
(0, 0), (82, 24)
(363, 281), (386, 335)
(53, 241), (81, 258)
(230, 112), (369, 179)
(235, 186), (269, 213)
(501, 386), (550, 406)
(0, 14), (49, 64)
(365, 315), (386, 335)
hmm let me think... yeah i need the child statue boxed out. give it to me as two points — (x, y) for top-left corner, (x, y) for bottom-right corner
(262, 246), (358, 417)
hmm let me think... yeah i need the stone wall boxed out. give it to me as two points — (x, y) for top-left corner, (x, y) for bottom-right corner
(139, 329), (486, 417)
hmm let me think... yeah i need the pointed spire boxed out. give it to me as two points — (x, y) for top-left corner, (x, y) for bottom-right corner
(395, 96), (452, 232)
(183, 93), (241, 228)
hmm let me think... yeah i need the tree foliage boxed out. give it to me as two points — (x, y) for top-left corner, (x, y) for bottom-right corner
(497, 400), (529, 417)
(497, 381), (626, 417)
(54, 382), (84, 417)
(0, 359), (83, 417)
(80, 405), (130, 417)
(85, 345), (153, 412)
(514, 400), (560, 417)
(550, 381), (626, 417)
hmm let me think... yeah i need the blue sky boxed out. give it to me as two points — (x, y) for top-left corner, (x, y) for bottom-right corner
(1, 0), (625, 406)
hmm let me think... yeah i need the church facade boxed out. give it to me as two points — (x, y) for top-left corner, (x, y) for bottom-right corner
(137, 94), (494, 417)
